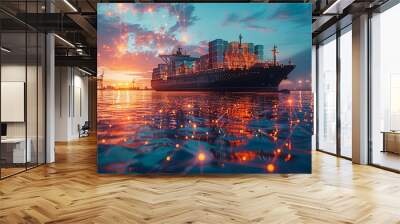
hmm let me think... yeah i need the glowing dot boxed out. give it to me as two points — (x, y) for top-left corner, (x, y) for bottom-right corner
(198, 152), (206, 161)
(191, 135), (194, 139)
(287, 99), (293, 104)
(185, 136), (189, 140)
(159, 109), (163, 113)
(187, 104), (192, 108)
(193, 124), (197, 128)
(276, 148), (282, 154)
(175, 144), (180, 148)
(266, 164), (275, 173)
(108, 124), (112, 128)
(166, 156), (171, 161)
(147, 7), (153, 13)
(101, 139), (106, 143)
(144, 141), (149, 145)
(206, 132), (209, 135)
(180, 124), (184, 128)
(242, 156), (247, 161)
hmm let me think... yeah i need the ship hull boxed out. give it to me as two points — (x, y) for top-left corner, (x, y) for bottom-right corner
(151, 65), (295, 92)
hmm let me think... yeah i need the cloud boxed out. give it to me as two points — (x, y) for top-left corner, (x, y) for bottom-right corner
(183, 40), (208, 57)
(98, 3), (200, 59)
(247, 24), (274, 33)
(267, 4), (311, 25)
(97, 6), (203, 83)
(222, 10), (273, 33)
(99, 49), (161, 71)
(98, 15), (163, 74)
(222, 13), (239, 25)
(166, 4), (198, 34)
(107, 3), (199, 34)
(98, 13), (179, 54)
(240, 10), (266, 23)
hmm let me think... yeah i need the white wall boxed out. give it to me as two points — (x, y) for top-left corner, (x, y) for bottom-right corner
(72, 73), (89, 137)
(1, 65), (26, 138)
(54, 67), (89, 141)
(55, 66), (70, 141)
(1, 64), (42, 138)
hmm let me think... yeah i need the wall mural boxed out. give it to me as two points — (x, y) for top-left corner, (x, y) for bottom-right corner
(97, 3), (312, 174)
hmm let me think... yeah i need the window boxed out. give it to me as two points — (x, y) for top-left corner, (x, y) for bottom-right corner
(370, 3), (400, 171)
(339, 27), (352, 158)
(317, 35), (337, 154)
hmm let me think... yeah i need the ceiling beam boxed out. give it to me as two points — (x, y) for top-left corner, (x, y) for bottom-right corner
(55, 55), (96, 69)
(67, 14), (96, 39)
(323, 0), (356, 14)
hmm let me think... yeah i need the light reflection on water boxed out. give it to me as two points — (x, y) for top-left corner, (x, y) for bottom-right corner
(97, 90), (313, 174)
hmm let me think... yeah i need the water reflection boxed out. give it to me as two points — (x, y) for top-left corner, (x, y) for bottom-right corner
(97, 90), (313, 174)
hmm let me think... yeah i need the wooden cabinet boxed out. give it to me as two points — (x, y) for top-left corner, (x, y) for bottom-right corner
(382, 132), (400, 154)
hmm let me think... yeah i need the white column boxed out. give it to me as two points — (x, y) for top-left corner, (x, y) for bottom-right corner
(46, 33), (55, 163)
(45, 0), (56, 163)
(55, 67), (73, 141)
(352, 14), (369, 164)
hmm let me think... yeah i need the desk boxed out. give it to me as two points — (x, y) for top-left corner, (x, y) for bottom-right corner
(382, 131), (400, 154)
(1, 138), (31, 163)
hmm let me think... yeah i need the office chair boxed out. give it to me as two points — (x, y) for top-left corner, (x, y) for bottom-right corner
(79, 121), (90, 138)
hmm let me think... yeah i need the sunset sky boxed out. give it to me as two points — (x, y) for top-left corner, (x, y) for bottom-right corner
(97, 3), (311, 89)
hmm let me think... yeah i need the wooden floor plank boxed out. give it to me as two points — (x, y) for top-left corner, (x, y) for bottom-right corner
(0, 136), (400, 224)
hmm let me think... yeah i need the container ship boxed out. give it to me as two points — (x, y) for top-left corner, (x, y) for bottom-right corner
(151, 35), (295, 92)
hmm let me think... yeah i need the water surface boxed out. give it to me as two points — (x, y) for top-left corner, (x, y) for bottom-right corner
(97, 90), (313, 174)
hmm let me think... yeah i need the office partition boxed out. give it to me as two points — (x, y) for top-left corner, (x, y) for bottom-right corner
(0, 0), (47, 179)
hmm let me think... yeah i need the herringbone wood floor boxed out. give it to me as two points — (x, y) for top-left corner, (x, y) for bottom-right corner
(1, 136), (400, 224)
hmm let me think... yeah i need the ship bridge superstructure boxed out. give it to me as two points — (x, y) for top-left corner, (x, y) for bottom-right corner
(158, 48), (198, 78)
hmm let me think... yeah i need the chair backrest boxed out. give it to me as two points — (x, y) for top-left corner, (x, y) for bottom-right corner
(82, 121), (90, 129)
